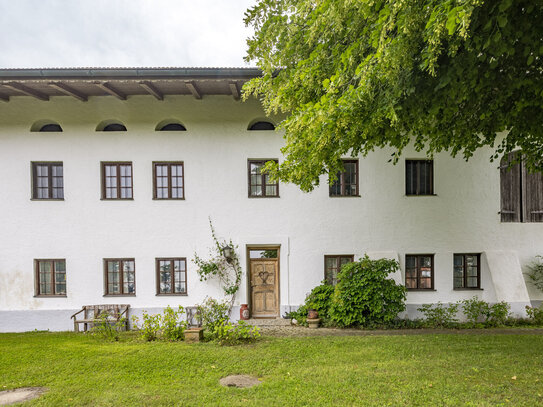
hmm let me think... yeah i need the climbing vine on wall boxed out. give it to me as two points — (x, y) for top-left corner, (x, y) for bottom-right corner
(193, 218), (242, 315)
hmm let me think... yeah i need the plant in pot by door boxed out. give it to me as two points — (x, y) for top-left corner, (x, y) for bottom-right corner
(307, 309), (320, 329)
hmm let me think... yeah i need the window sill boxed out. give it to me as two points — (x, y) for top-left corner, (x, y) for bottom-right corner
(156, 293), (188, 296)
(405, 194), (437, 197)
(248, 195), (280, 199)
(30, 199), (65, 201)
(329, 195), (361, 198)
(34, 295), (67, 298)
(103, 294), (136, 297)
(100, 198), (134, 201)
(406, 289), (437, 292)
(453, 288), (483, 291)
(152, 198), (185, 201)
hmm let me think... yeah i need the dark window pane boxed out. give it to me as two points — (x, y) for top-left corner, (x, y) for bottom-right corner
(248, 121), (275, 130)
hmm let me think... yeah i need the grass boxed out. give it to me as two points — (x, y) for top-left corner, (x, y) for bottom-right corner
(1, 332), (543, 406)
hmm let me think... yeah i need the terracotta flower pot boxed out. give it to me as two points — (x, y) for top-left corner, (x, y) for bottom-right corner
(307, 309), (319, 319)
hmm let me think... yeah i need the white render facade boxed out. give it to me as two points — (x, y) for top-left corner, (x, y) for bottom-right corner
(0, 68), (542, 332)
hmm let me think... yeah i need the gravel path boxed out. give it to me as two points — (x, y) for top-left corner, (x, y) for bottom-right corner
(258, 326), (543, 337)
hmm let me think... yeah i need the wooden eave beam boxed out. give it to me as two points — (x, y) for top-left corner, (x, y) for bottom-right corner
(2, 82), (49, 101)
(48, 82), (88, 102)
(229, 82), (240, 101)
(139, 81), (163, 100)
(0, 93), (9, 102)
(95, 82), (126, 100)
(184, 80), (202, 99)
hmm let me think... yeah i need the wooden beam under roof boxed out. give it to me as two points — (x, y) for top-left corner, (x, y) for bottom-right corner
(229, 82), (240, 100)
(139, 81), (163, 100)
(184, 80), (201, 99)
(0, 93), (9, 102)
(2, 82), (49, 101)
(95, 82), (126, 100)
(48, 82), (88, 102)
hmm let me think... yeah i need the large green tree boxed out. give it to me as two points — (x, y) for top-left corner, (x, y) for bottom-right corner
(243, 0), (543, 191)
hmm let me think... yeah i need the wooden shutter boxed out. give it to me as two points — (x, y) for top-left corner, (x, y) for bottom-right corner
(500, 152), (521, 222)
(524, 167), (543, 222)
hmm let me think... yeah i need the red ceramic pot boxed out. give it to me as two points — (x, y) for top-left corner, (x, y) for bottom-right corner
(240, 304), (250, 320)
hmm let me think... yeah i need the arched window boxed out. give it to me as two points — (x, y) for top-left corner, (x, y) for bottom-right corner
(39, 123), (63, 132)
(30, 120), (62, 132)
(102, 123), (127, 132)
(248, 121), (275, 131)
(158, 123), (186, 131)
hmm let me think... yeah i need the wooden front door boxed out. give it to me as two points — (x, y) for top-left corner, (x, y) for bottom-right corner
(250, 258), (279, 318)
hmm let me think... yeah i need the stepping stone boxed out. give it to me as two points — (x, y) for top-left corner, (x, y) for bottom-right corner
(0, 387), (46, 406)
(219, 375), (261, 388)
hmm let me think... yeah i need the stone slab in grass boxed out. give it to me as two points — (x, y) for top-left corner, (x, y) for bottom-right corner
(219, 375), (262, 388)
(0, 387), (47, 406)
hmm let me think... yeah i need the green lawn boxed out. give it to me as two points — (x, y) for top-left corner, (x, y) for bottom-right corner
(1, 332), (543, 406)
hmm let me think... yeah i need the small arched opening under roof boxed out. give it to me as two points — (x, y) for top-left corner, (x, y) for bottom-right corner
(30, 120), (63, 132)
(155, 119), (186, 131)
(96, 120), (127, 132)
(248, 120), (275, 131)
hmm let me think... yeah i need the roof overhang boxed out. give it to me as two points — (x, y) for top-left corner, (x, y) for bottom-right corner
(0, 67), (262, 102)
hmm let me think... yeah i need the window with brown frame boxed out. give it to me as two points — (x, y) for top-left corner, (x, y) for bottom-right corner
(329, 160), (359, 197)
(104, 259), (135, 295)
(35, 259), (66, 296)
(454, 254), (481, 289)
(500, 151), (543, 222)
(405, 254), (434, 290)
(406, 160), (434, 195)
(153, 162), (184, 199)
(101, 162), (133, 199)
(32, 162), (64, 199)
(248, 160), (279, 197)
(324, 255), (354, 285)
(156, 258), (187, 295)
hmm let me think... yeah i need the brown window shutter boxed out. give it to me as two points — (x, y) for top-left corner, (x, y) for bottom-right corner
(524, 167), (543, 223)
(500, 152), (522, 222)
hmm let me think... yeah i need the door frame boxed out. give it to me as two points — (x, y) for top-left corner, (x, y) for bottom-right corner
(246, 245), (280, 318)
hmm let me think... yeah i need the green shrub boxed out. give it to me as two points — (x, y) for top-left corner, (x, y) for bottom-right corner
(329, 256), (407, 327)
(461, 297), (489, 327)
(196, 297), (229, 335)
(213, 321), (260, 346)
(132, 311), (161, 341)
(161, 306), (187, 341)
(131, 306), (187, 341)
(526, 256), (543, 292)
(418, 302), (459, 328)
(525, 304), (543, 325)
(91, 312), (126, 341)
(485, 302), (510, 327)
(286, 282), (335, 326)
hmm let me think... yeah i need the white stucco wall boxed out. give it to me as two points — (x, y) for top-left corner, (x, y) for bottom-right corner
(0, 94), (542, 331)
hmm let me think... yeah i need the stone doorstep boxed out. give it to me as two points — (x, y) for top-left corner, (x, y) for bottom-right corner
(184, 328), (204, 343)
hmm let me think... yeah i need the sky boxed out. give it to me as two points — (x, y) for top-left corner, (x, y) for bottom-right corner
(0, 0), (257, 68)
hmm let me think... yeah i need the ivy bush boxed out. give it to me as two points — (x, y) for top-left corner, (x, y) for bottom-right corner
(286, 282), (335, 326)
(329, 256), (407, 327)
(213, 321), (260, 346)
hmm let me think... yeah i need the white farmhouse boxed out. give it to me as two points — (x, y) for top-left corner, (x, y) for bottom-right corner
(0, 67), (541, 332)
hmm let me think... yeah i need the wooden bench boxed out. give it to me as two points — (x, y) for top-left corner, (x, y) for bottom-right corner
(71, 304), (130, 332)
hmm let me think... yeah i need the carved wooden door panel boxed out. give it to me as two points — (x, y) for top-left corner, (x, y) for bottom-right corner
(250, 260), (278, 317)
